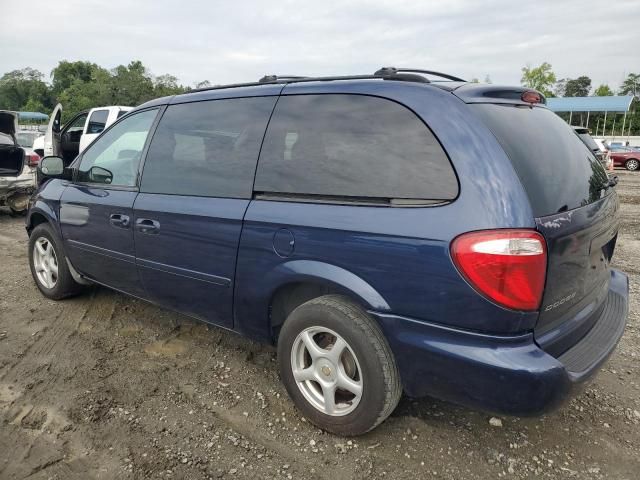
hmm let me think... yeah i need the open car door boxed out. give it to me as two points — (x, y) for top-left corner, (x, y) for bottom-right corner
(43, 104), (63, 157)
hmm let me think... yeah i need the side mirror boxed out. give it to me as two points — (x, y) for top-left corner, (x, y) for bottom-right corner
(37, 156), (68, 185)
(0, 145), (25, 177)
(88, 166), (113, 184)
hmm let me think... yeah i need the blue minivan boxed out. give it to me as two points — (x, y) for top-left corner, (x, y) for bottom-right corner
(27, 68), (628, 435)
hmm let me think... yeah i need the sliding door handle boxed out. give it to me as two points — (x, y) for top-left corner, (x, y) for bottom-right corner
(136, 218), (160, 234)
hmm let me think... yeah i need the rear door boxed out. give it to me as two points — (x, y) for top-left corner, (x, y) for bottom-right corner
(134, 95), (278, 327)
(59, 108), (159, 296)
(471, 104), (618, 352)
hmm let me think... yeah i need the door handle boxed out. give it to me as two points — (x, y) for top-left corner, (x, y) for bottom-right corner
(136, 218), (160, 234)
(109, 213), (130, 228)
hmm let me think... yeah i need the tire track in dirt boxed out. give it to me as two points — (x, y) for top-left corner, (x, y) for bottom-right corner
(0, 288), (121, 480)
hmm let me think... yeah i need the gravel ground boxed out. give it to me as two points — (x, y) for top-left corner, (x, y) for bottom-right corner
(0, 170), (638, 480)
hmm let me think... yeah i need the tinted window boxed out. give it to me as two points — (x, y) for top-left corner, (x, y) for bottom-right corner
(140, 97), (276, 198)
(117, 110), (129, 119)
(77, 109), (157, 186)
(87, 109), (109, 134)
(255, 94), (457, 202)
(577, 132), (599, 152)
(472, 104), (609, 217)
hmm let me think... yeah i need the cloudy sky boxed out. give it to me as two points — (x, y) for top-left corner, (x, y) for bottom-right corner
(1, 0), (638, 90)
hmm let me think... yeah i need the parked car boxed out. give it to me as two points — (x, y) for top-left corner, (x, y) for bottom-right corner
(32, 104), (133, 165)
(27, 69), (628, 435)
(0, 112), (37, 213)
(609, 147), (640, 171)
(573, 127), (609, 169)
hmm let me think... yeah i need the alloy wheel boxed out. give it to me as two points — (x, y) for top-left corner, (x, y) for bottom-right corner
(290, 326), (363, 416)
(33, 237), (58, 289)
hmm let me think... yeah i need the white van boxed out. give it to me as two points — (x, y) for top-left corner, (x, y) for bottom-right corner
(34, 104), (133, 165)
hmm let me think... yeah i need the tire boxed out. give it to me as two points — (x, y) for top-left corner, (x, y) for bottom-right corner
(28, 223), (84, 300)
(277, 295), (402, 436)
(625, 158), (639, 171)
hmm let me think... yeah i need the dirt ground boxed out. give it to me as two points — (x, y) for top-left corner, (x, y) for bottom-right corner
(0, 171), (639, 480)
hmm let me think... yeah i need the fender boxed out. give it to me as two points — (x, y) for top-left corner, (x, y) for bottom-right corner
(25, 179), (67, 239)
(234, 259), (390, 342)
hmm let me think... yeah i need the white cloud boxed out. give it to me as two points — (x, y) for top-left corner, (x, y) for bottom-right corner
(0, 0), (638, 89)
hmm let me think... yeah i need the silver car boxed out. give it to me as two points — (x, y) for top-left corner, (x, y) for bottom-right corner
(0, 112), (37, 213)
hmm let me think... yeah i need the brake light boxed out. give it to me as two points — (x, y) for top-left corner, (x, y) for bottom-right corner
(451, 230), (547, 311)
(521, 91), (542, 104)
(27, 152), (41, 167)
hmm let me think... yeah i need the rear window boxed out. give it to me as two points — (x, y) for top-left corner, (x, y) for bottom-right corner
(255, 94), (458, 202)
(87, 109), (109, 134)
(472, 104), (610, 217)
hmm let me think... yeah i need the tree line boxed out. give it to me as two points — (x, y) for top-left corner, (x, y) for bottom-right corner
(1, 59), (638, 134)
(0, 60), (211, 122)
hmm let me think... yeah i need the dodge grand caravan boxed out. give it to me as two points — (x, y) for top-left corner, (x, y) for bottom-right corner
(27, 68), (628, 435)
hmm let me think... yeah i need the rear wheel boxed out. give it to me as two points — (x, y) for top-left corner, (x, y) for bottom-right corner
(28, 223), (84, 300)
(277, 295), (402, 436)
(625, 158), (639, 171)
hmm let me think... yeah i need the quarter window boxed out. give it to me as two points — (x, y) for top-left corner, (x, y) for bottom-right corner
(255, 94), (458, 202)
(77, 109), (157, 187)
(140, 97), (277, 198)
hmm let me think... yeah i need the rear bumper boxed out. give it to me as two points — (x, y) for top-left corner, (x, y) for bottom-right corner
(372, 269), (628, 416)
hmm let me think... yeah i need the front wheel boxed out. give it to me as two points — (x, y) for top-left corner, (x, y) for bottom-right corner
(28, 223), (84, 300)
(625, 158), (639, 171)
(277, 295), (402, 436)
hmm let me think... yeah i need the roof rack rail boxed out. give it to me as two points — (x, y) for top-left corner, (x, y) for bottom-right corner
(259, 75), (308, 83)
(374, 67), (466, 82)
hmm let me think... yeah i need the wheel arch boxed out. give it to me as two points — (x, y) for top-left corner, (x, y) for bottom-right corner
(26, 204), (58, 236)
(262, 260), (391, 342)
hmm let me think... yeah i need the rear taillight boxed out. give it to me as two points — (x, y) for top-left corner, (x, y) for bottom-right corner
(451, 230), (547, 311)
(27, 152), (41, 167)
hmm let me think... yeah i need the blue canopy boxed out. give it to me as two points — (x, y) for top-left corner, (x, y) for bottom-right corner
(546, 95), (634, 113)
(17, 111), (49, 121)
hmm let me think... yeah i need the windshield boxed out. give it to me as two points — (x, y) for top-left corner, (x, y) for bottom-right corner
(16, 131), (39, 148)
(472, 104), (610, 217)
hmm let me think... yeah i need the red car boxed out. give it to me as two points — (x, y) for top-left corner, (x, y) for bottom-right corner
(609, 147), (640, 171)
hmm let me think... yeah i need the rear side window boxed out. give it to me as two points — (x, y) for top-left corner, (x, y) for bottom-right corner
(577, 132), (599, 152)
(87, 109), (109, 134)
(140, 97), (277, 198)
(472, 105), (609, 217)
(255, 94), (458, 202)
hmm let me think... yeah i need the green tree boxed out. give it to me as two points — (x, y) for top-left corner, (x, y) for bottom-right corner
(619, 73), (640, 97)
(594, 84), (614, 96)
(0, 68), (53, 112)
(554, 78), (568, 97)
(51, 61), (106, 96)
(153, 74), (188, 97)
(110, 60), (155, 105)
(520, 62), (556, 97)
(564, 76), (591, 97)
(195, 80), (212, 89)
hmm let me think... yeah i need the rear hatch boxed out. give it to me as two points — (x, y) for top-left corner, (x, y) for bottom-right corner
(471, 102), (618, 355)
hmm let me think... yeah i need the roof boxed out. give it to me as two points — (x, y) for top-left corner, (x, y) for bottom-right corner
(17, 111), (49, 121)
(546, 95), (634, 113)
